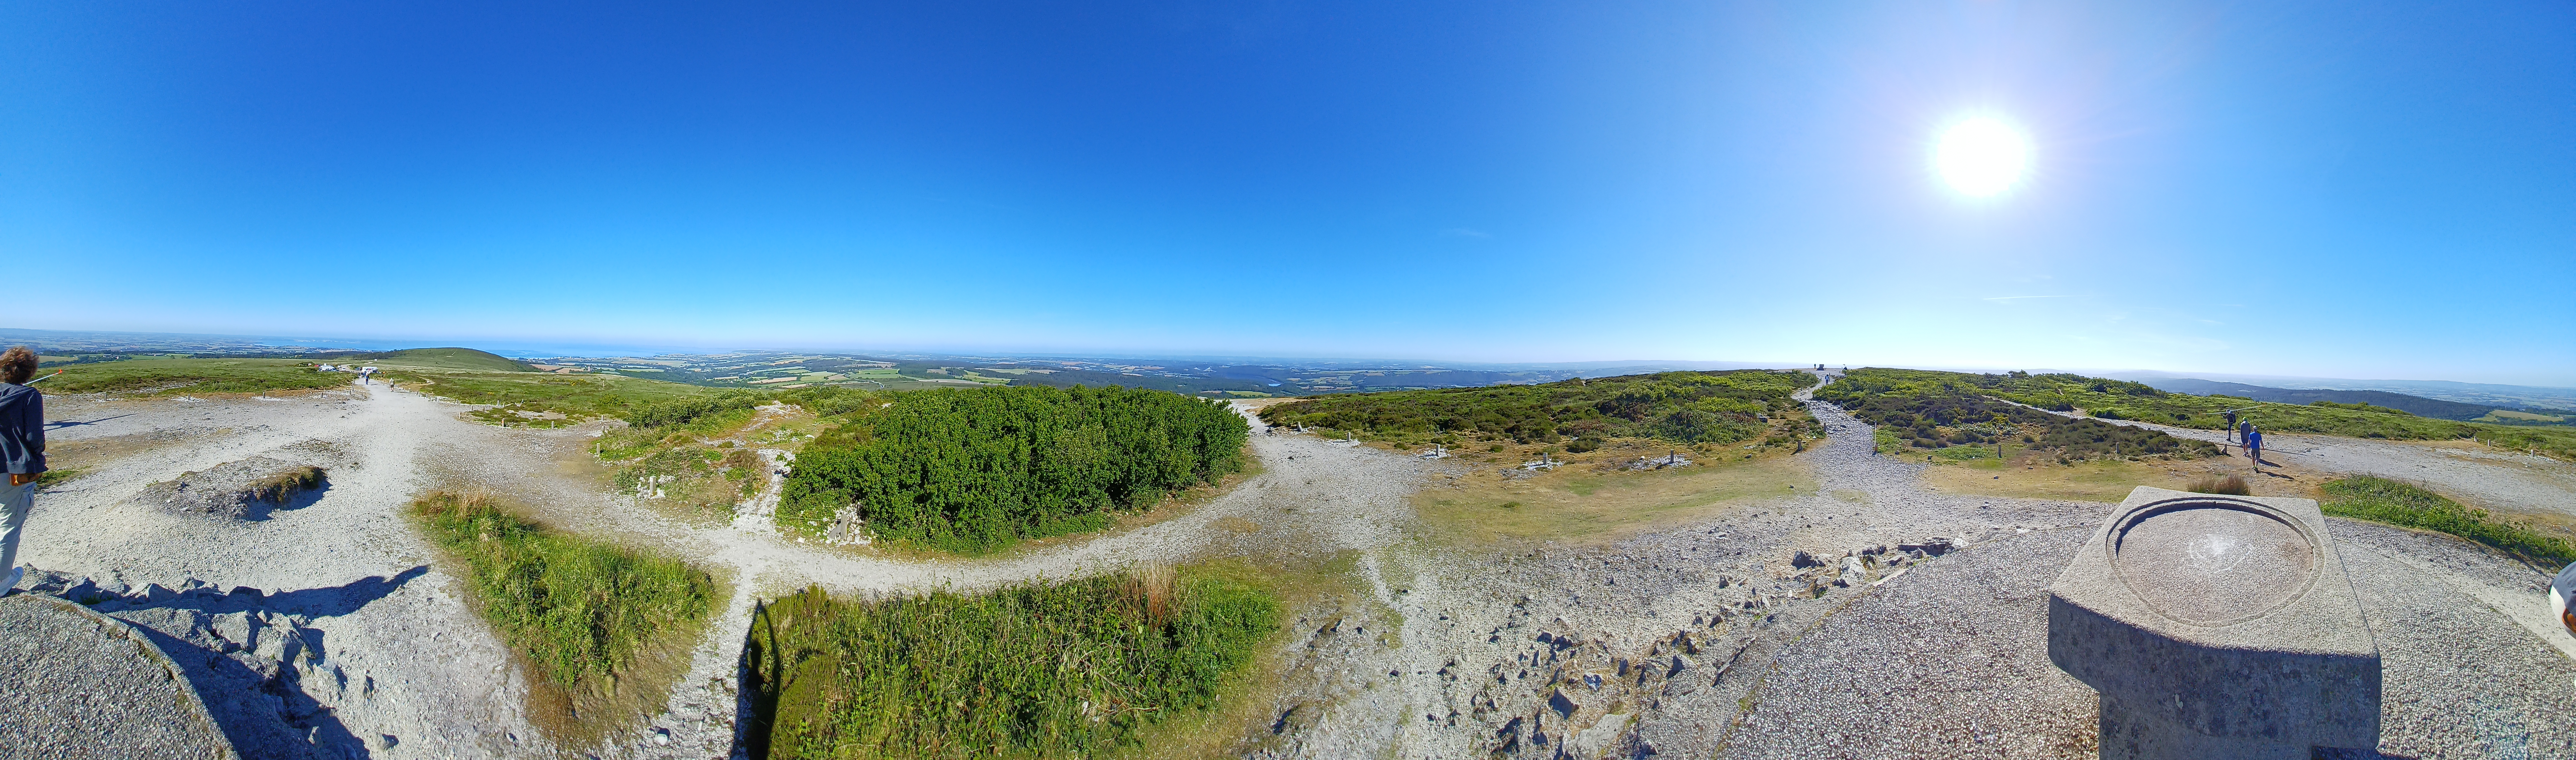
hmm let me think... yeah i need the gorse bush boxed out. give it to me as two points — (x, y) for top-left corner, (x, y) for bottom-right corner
(779, 385), (1247, 552)
(744, 568), (1278, 760)
(1257, 370), (1818, 445)
(410, 491), (714, 688)
(2321, 476), (2576, 566)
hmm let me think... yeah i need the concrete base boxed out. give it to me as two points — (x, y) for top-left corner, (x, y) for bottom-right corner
(2097, 695), (2373, 760)
(2049, 487), (2381, 757)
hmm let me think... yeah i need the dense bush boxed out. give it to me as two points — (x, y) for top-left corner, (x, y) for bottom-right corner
(744, 568), (1277, 759)
(1257, 370), (1817, 445)
(779, 385), (1247, 552)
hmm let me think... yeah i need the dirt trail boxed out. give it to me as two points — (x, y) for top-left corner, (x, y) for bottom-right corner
(19, 371), (2576, 759)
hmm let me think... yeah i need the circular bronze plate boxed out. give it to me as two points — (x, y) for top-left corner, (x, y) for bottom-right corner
(2111, 501), (2319, 626)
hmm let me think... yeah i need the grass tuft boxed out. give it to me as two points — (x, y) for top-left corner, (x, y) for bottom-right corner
(408, 491), (714, 689)
(243, 466), (326, 503)
(2320, 476), (2576, 566)
(744, 566), (1278, 760)
(2185, 474), (2250, 495)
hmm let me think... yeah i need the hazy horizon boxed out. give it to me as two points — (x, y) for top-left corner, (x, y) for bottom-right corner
(8, 1), (2570, 385)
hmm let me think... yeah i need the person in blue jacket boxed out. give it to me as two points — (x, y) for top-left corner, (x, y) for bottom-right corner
(2246, 426), (2264, 468)
(0, 346), (45, 594)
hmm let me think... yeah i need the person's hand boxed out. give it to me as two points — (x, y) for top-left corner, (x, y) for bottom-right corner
(8, 473), (33, 486)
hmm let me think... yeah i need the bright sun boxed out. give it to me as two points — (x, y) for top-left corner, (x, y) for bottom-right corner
(1935, 117), (2032, 197)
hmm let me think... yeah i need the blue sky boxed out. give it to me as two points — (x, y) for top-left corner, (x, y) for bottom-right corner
(5, 1), (2570, 384)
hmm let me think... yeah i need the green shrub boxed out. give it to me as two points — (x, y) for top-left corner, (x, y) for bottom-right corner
(745, 568), (1277, 759)
(2321, 476), (2576, 566)
(410, 491), (714, 688)
(1567, 436), (1604, 453)
(779, 385), (1247, 552)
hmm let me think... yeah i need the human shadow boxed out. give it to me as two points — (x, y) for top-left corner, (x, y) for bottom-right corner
(45, 413), (135, 429)
(260, 566), (427, 618)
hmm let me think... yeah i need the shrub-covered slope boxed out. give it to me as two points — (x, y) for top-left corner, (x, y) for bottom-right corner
(779, 385), (1247, 552)
(1817, 369), (2222, 462)
(1256, 370), (1819, 447)
(1820, 367), (2576, 460)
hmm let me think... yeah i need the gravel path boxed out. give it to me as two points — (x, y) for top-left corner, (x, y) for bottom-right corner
(2003, 398), (2576, 516)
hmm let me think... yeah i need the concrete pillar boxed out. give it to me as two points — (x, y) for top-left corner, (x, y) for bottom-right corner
(2048, 486), (2381, 759)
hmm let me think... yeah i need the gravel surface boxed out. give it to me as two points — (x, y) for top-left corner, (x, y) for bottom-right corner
(0, 593), (238, 760)
(16, 369), (2576, 759)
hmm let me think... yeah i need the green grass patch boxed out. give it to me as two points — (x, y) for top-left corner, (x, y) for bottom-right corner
(32, 466), (87, 490)
(408, 491), (715, 693)
(2320, 476), (2576, 566)
(34, 358), (353, 395)
(744, 566), (1279, 760)
(1258, 369), (1821, 447)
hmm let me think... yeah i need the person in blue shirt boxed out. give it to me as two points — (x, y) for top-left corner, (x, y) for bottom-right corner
(2246, 426), (2264, 468)
(0, 346), (46, 594)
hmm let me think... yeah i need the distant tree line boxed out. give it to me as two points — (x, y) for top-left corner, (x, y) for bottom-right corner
(778, 385), (1248, 552)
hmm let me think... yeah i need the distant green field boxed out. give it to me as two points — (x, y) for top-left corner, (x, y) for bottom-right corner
(391, 369), (716, 426)
(34, 358), (352, 395)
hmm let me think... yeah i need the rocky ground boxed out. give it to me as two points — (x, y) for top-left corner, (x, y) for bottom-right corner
(8, 371), (2575, 759)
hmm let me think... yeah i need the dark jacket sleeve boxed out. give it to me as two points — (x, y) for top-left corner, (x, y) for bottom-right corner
(2, 386), (41, 475)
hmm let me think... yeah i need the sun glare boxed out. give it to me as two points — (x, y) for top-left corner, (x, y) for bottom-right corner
(1936, 117), (2032, 197)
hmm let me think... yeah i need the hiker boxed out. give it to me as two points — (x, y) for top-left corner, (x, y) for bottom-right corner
(1, 346), (46, 593)
(2224, 410), (2239, 442)
(2246, 426), (2264, 468)
(2237, 420), (2254, 447)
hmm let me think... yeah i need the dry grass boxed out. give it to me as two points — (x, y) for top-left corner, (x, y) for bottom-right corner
(2185, 474), (2252, 495)
(1414, 442), (1814, 547)
(242, 466), (326, 502)
(1917, 449), (2307, 502)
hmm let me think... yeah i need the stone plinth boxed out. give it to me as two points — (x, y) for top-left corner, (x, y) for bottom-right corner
(2048, 486), (2380, 759)
(0, 593), (238, 759)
